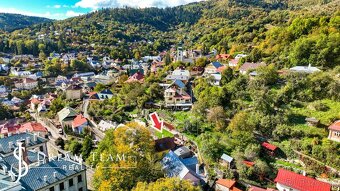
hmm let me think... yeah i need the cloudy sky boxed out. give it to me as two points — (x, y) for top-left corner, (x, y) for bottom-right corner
(0, 0), (202, 20)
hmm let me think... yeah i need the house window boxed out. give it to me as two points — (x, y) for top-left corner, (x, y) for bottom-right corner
(69, 178), (74, 187)
(60, 182), (65, 190)
(335, 131), (340, 137)
(78, 174), (82, 183)
(40, 146), (44, 152)
(78, 188), (83, 191)
(49, 186), (55, 191)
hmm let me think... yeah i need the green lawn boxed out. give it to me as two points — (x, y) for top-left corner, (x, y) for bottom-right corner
(290, 99), (340, 125)
(274, 159), (303, 170)
(155, 129), (174, 139)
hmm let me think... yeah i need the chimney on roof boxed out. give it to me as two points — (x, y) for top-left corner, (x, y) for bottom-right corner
(53, 171), (57, 178)
(8, 132), (12, 137)
(0, 144), (3, 153)
(26, 137), (30, 145)
(196, 164), (200, 175)
(3, 165), (7, 174)
(43, 175), (48, 182)
(33, 133), (37, 142)
(8, 141), (13, 149)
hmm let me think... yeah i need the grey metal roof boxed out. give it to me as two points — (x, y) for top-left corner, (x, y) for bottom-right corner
(0, 133), (47, 155)
(170, 79), (185, 89)
(20, 158), (85, 191)
(221, 153), (233, 163)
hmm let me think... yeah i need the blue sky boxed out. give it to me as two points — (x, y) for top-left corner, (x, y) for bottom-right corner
(0, 0), (201, 20)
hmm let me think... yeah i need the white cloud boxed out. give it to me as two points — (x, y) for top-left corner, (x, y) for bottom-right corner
(54, 5), (61, 8)
(63, 5), (69, 8)
(75, 0), (202, 9)
(66, 10), (85, 17)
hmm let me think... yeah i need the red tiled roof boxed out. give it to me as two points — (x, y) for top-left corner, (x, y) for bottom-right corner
(240, 62), (266, 72)
(217, 65), (227, 72)
(20, 122), (47, 133)
(126, 72), (144, 83)
(216, 54), (232, 60)
(274, 169), (331, 191)
(0, 124), (20, 134)
(243, 160), (255, 167)
(329, 120), (340, 131)
(23, 78), (37, 83)
(163, 121), (175, 131)
(261, 142), (277, 151)
(72, 114), (88, 128)
(216, 179), (236, 188)
(30, 98), (41, 104)
(229, 59), (239, 66)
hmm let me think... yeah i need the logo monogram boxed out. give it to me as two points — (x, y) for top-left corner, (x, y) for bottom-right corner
(9, 142), (29, 183)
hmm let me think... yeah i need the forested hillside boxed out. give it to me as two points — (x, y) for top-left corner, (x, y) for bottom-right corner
(0, 13), (51, 32)
(0, 0), (339, 68)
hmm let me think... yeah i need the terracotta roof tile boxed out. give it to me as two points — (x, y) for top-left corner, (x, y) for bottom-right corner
(274, 169), (331, 191)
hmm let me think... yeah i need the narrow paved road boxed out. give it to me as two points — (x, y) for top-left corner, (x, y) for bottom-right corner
(82, 99), (105, 140)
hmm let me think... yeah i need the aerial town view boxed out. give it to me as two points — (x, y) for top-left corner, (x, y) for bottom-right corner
(0, 0), (339, 190)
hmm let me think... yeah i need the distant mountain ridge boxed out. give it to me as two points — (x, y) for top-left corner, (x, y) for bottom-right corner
(0, 13), (51, 32)
(0, 0), (339, 68)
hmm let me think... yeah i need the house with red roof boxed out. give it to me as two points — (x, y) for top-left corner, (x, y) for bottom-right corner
(0, 122), (20, 136)
(275, 169), (331, 191)
(30, 98), (41, 111)
(125, 72), (144, 83)
(239, 62), (266, 75)
(328, 120), (340, 142)
(19, 122), (48, 137)
(71, 114), (88, 134)
(261, 142), (278, 156)
(243, 160), (255, 167)
(150, 61), (165, 73)
(14, 78), (38, 90)
(216, 54), (233, 61)
(164, 80), (192, 109)
(204, 62), (226, 75)
(215, 179), (242, 191)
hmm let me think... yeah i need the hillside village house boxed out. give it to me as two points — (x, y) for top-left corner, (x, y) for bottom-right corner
(72, 114), (88, 134)
(125, 72), (145, 83)
(239, 62), (266, 75)
(215, 54), (233, 61)
(215, 179), (242, 191)
(228, 54), (247, 68)
(66, 84), (83, 100)
(274, 168), (331, 191)
(98, 89), (114, 100)
(204, 62), (226, 74)
(290, 64), (320, 73)
(0, 132), (87, 191)
(166, 69), (191, 82)
(14, 78), (38, 90)
(164, 80), (192, 108)
(58, 107), (78, 127)
(10, 67), (32, 77)
(161, 150), (202, 186)
(98, 120), (116, 131)
(0, 85), (7, 94)
(19, 122), (48, 137)
(328, 120), (340, 142)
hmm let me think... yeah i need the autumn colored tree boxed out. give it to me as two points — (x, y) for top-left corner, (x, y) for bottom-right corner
(91, 122), (163, 191)
(133, 178), (201, 191)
